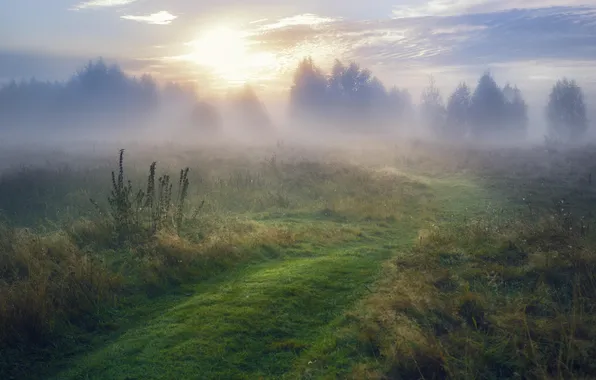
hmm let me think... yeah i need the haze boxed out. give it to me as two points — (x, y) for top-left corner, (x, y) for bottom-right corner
(0, 1), (595, 146)
(5, 2), (596, 379)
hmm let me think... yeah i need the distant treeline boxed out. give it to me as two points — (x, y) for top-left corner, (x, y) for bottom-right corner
(0, 57), (590, 142)
(289, 58), (414, 132)
(289, 57), (590, 142)
(0, 59), (271, 137)
(0, 60), (160, 132)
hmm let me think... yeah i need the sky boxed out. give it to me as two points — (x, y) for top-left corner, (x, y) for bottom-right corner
(1, 0), (596, 113)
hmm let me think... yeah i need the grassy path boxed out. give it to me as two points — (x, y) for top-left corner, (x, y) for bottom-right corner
(48, 174), (496, 380)
(52, 222), (417, 380)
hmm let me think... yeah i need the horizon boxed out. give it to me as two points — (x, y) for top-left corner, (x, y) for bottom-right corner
(1, 1), (596, 140)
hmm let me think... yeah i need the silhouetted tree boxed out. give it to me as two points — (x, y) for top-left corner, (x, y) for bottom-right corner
(162, 82), (197, 107)
(191, 101), (222, 135)
(445, 82), (471, 139)
(327, 61), (380, 127)
(420, 77), (446, 136)
(228, 85), (273, 132)
(69, 59), (159, 126)
(502, 84), (528, 138)
(327, 59), (346, 113)
(469, 72), (507, 139)
(546, 78), (588, 142)
(289, 57), (328, 123)
(0, 78), (62, 129)
(289, 57), (411, 132)
(385, 86), (414, 130)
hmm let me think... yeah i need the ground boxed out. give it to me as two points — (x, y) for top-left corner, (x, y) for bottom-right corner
(1, 140), (595, 379)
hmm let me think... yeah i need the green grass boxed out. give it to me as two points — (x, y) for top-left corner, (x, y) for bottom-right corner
(0, 144), (441, 379)
(288, 142), (596, 380)
(3, 141), (596, 379)
(47, 171), (488, 380)
(53, 222), (415, 380)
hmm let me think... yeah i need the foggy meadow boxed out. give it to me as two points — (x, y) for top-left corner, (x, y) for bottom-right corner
(0, 55), (595, 380)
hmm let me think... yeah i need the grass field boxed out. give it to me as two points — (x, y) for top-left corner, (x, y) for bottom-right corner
(1, 140), (595, 379)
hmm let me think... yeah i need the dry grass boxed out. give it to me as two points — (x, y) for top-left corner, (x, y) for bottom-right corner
(347, 202), (596, 379)
(0, 224), (120, 347)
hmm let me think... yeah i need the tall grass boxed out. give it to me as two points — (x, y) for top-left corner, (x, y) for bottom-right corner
(0, 225), (120, 348)
(348, 206), (596, 379)
(2, 145), (420, 378)
(340, 142), (596, 379)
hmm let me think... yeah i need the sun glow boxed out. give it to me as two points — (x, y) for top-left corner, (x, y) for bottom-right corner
(167, 18), (342, 91)
(185, 26), (278, 85)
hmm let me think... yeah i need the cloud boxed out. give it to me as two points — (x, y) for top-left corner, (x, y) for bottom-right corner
(257, 14), (338, 31)
(151, 6), (596, 96)
(244, 6), (596, 67)
(121, 11), (178, 25)
(392, 0), (594, 18)
(70, 0), (138, 11)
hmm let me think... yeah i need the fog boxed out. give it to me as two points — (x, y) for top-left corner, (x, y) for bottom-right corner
(0, 56), (592, 155)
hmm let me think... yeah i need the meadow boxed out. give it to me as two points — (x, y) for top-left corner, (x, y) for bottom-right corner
(0, 139), (595, 379)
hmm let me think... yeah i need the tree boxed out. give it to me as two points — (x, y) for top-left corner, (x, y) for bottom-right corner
(327, 60), (346, 104)
(289, 57), (328, 122)
(546, 78), (588, 142)
(420, 76), (446, 136)
(329, 61), (379, 127)
(190, 101), (222, 135)
(388, 87), (414, 129)
(503, 84), (528, 138)
(445, 82), (471, 139)
(469, 72), (506, 139)
(288, 56), (411, 133)
(228, 85), (273, 133)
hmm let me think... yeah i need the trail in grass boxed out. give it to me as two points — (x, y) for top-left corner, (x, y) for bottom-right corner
(52, 221), (417, 380)
(50, 173), (497, 380)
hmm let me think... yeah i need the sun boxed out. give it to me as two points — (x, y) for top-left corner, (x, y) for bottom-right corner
(185, 26), (278, 85)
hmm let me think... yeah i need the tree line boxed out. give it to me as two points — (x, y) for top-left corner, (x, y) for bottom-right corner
(419, 74), (528, 141)
(0, 59), (160, 133)
(289, 57), (590, 142)
(289, 58), (413, 132)
(0, 57), (590, 143)
(0, 59), (271, 137)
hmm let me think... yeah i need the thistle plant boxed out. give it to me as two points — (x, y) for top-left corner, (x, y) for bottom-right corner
(175, 168), (190, 232)
(91, 150), (199, 243)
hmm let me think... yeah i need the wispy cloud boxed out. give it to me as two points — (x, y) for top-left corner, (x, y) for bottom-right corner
(70, 0), (137, 11)
(246, 6), (596, 67)
(257, 14), (338, 31)
(153, 6), (596, 95)
(392, 0), (594, 18)
(121, 11), (178, 25)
